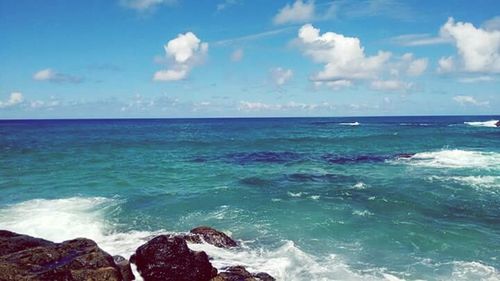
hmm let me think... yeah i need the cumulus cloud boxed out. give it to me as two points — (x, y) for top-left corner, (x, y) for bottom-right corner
(274, 0), (315, 25)
(33, 68), (83, 83)
(120, 0), (176, 11)
(154, 32), (208, 81)
(270, 67), (293, 86)
(0, 92), (24, 109)
(437, 56), (455, 74)
(403, 54), (428, 76)
(231, 48), (244, 62)
(453, 95), (489, 106)
(297, 23), (390, 82)
(438, 17), (500, 73)
(295, 24), (428, 91)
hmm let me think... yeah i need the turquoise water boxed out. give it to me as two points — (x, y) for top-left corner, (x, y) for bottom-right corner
(0, 116), (499, 280)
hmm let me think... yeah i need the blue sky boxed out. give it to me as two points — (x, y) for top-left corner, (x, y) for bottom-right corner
(0, 0), (499, 118)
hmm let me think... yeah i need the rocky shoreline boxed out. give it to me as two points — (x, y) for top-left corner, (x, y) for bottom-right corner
(0, 227), (275, 281)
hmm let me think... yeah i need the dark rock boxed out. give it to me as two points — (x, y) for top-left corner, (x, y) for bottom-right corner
(0, 230), (123, 281)
(496, 120), (500, 127)
(0, 230), (53, 256)
(114, 255), (135, 281)
(189, 226), (238, 248)
(210, 266), (275, 281)
(132, 235), (217, 281)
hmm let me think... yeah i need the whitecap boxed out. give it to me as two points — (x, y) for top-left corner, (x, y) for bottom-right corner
(464, 120), (499, 128)
(340, 122), (360, 126)
(392, 149), (500, 169)
(428, 175), (500, 190)
(0, 197), (405, 281)
(352, 182), (368, 190)
(352, 210), (374, 216)
(288, 191), (304, 197)
(450, 261), (499, 281)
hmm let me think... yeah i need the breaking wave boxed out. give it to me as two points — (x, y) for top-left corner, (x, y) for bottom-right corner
(464, 120), (499, 128)
(393, 149), (500, 169)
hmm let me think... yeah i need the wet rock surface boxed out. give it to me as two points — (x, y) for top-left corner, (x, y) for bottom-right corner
(188, 226), (238, 248)
(210, 266), (276, 281)
(0, 230), (128, 281)
(131, 235), (217, 281)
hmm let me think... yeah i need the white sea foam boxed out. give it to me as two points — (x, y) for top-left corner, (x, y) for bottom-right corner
(393, 149), (500, 169)
(2, 197), (497, 281)
(352, 182), (368, 190)
(340, 122), (360, 126)
(189, 241), (403, 281)
(428, 175), (500, 190)
(288, 191), (304, 197)
(450, 261), (499, 281)
(464, 120), (499, 128)
(352, 210), (374, 217)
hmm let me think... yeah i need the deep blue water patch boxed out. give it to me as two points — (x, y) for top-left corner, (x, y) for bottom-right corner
(225, 151), (303, 165)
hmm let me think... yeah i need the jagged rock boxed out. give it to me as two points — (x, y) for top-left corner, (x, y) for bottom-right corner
(496, 120), (500, 127)
(210, 266), (275, 281)
(0, 230), (123, 281)
(114, 255), (135, 281)
(0, 230), (53, 256)
(188, 226), (238, 248)
(131, 235), (217, 281)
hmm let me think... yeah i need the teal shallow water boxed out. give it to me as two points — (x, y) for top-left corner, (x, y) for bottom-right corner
(0, 116), (499, 280)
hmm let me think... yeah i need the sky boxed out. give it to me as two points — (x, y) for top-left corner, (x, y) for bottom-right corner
(0, 0), (499, 118)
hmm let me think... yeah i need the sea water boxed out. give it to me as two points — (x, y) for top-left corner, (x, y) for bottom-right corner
(0, 116), (499, 281)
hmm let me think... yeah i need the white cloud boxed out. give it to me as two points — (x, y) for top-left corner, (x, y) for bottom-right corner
(453, 95), (489, 106)
(439, 17), (500, 73)
(231, 48), (244, 62)
(458, 76), (494, 83)
(33, 68), (82, 83)
(483, 16), (500, 31)
(297, 23), (391, 82)
(120, 0), (175, 11)
(274, 0), (315, 25)
(405, 56), (428, 76)
(437, 56), (455, 74)
(270, 67), (293, 86)
(154, 32), (208, 81)
(0, 92), (24, 109)
(370, 80), (413, 91)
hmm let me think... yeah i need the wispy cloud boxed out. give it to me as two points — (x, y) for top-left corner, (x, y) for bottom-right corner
(216, 0), (240, 11)
(212, 27), (294, 46)
(453, 95), (489, 107)
(390, 33), (450, 46)
(119, 0), (176, 12)
(33, 68), (83, 84)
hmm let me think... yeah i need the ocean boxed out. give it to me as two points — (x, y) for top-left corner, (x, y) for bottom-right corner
(0, 116), (499, 281)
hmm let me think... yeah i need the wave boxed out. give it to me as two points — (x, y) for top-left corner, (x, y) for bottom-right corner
(339, 122), (360, 126)
(393, 149), (500, 169)
(464, 120), (499, 128)
(0, 196), (404, 281)
(428, 175), (500, 190)
(1, 197), (498, 281)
